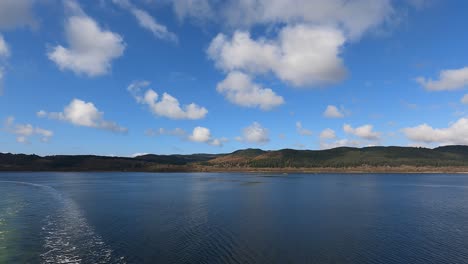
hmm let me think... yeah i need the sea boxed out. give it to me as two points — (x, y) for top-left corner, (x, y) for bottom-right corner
(1, 172), (468, 263)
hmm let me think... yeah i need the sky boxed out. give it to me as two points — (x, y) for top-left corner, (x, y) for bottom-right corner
(1, 0), (468, 156)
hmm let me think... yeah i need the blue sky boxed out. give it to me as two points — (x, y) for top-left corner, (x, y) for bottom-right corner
(1, 0), (468, 156)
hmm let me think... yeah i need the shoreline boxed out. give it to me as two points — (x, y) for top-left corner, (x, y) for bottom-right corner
(2, 165), (468, 174)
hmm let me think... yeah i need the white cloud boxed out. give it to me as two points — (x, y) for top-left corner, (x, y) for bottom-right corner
(128, 81), (208, 120)
(189, 126), (211, 142)
(216, 71), (284, 110)
(416, 67), (468, 91)
(37, 98), (127, 133)
(145, 127), (186, 137)
(323, 105), (344, 118)
(0, 35), (10, 57)
(208, 24), (346, 87)
(0, 0), (36, 30)
(237, 122), (269, 144)
(403, 118), (468, 145)
(113, 0), (177, 42)
(296, 121), (312, 136)
(4, 116), (53, 143)
(461, 94), (468, 105)
(222, 0), (393, 39)
(188, 126), (227, 146)
(343, 124), (380, 140)
(319, 128), (336, 140)
(47, 1), (125, 77)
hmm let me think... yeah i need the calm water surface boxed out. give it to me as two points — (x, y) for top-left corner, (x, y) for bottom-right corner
(1, 172), (468, 263)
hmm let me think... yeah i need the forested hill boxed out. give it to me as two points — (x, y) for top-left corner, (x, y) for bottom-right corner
(206, 146), (468, 168)
(2, 145), (468, 172)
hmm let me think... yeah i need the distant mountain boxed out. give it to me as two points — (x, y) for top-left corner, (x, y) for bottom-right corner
(2, 145), (468, 172)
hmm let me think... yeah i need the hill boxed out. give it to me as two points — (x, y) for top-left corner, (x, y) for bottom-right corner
(1, 146), (468, 172)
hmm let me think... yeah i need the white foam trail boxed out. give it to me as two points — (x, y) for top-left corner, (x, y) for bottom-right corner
(0, 181), (125, 264)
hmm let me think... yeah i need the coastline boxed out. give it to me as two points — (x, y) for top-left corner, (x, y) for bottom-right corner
(2, 165), (468, 174)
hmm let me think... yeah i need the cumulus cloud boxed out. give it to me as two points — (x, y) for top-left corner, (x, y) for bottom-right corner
(216, 71), (284, 110)
(47, 1), (125, 77)
(237, 122), (269, 144)
(319, 128), (336, 140)
(188, 126), (227, 146)
(416, 67), (468, 91)
(189, 126), (211, 142)
(4, 116), (53, 143)
(113, 0), (177, 42)
(402, 118), (468, 145)
(37, 99), (127, 133)
(128, 81), (208, 120)
(145, 127), (186, 137)
(0, 0), (36, 30)
(343, 124), (380, 140)
(208, 25), (346, 87)
(323, 105), (345, 118)
(296, 121), (312, 136)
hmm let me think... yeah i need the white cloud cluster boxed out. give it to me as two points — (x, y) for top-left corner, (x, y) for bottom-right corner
(403, 118), (468, 145)
(323, 105), (345, 118)
(189, 126), (227, 146)
(4, 116), (53, 143)
(37, 99), (127, 133)
(0, 0), (36, 30)
(208, 25), (346, 87)
(236, 122), (269, 144)
(216, 71), (284, 110)
(113, 0), (177, 42)
(47, 1), (125, 76)
(296, 121), (312, 136)
(128, 81), (208, 120)
(203, 0), (395, 110)
(343, 124), (380, 140)
(416, 67), (468, 91)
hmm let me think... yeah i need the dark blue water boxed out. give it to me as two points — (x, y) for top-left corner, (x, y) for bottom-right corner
(1, 173), (468, 263)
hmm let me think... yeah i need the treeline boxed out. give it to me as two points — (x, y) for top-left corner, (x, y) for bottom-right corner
(2, 145), (468, 171)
